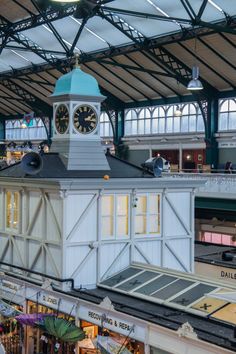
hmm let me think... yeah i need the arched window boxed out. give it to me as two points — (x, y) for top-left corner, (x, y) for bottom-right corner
(125, 109), (138, 135)
(219, 98), (236, 131)
(124, 102), (205, 136)
(100, 112), (113, 137)
(5, 117), (47, 141)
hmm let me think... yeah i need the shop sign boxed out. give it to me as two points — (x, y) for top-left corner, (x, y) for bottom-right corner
(195, 262), (236, 284)
(1, 280), (21, 292)
(40, 293), (59, 307)
(219, 142), (236, 148)
(78, 305), (145, 341)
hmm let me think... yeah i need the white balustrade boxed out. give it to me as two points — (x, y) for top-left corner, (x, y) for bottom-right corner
(164, 173), (236, 198)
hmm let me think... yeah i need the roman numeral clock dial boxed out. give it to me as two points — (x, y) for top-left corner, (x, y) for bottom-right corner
(73, 105), (98, 134)
(55, 104), (69, 134)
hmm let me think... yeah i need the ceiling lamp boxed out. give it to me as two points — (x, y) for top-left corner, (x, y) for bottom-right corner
(187, 66), (203, 91)
(187, 36), (203, 91)
(73, 0), (98, 19)
(174, 105), (182, 117)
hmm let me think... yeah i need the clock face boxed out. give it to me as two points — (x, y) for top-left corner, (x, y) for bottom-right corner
(55, 104), (69, 134)
(73, 105), (98, 134)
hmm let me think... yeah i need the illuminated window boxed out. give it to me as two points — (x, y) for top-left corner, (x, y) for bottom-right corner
(101, 194), (129, 239)
(219, 98), (236, 131)
(135, 194), (161, 236)
(5, 118), (47, 140)
(100, 112), (113, 137)
(6, 191), (19, 230)
(124, 103), (204, 136)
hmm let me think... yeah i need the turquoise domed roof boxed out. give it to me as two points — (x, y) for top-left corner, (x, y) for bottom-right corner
(52, 66), (104, 97)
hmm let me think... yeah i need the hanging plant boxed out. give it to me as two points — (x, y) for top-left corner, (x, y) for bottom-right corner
(37, 317), (85, 343)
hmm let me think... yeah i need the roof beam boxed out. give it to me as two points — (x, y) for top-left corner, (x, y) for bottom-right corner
(102, 6), (192, 24)
(94, 59), (175, 77)
(2, 79), (52, 116)
(0, 15), (67, 73)
(97, 7), (217, 97)
(0, 5), (76, 39)
(31, 0), (70, 54)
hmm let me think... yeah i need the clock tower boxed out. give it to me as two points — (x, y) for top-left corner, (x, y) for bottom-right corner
(50, 60), (110, 171)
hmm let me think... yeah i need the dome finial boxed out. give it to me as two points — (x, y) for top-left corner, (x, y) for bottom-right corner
(74, 53), (80, 69)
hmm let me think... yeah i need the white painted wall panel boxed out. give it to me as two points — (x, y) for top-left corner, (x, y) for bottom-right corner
(100, 243), (130, 279)
(133, 240), (162, 266)
(73, 251), (97, 288)
(70, 201), (97, 243)
(46, 244), (61, 276)
(167, 192), (191, 229)
(133, 247), (148, 264)
(66, 245), (91, 277)
(0, 236), (10, 262)
(46, 193), (62, 242)
(28, 191), (44, 239)
(27, 240), (43, 272)
(65, 194), (95, 239)
(164, 200), (188, 236)
(169, 238), (191, 270)
(163, 247), (184, 272)
(13, 238), (25, 266)
(163, 238), (191, 272)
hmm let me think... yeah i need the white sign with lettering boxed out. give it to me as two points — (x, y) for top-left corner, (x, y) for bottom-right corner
(219, 142), (236, 148)
(78, 305), (146, 341)
(40, 293), (59, 307)
(1, 280), (21, 293)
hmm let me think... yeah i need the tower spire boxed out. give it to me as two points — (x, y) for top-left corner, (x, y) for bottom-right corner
(74, 53), (80, 69)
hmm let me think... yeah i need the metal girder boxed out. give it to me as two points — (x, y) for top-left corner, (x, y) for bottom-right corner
(102, 6), (192, 24)
(2, 79), (52, 116)
(69, 17), (88, 56)
(31, 0), (70, 54)
(94, 59), (174, 77)
(0, 15), (67, 73)
(5, 44), (65, 56)
(98, 7), (217, 97)
(0, 5), (76, 40)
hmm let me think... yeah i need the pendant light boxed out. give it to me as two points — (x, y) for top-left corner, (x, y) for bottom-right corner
(174, 105), (182, 117)
(187, 36), (203, 91)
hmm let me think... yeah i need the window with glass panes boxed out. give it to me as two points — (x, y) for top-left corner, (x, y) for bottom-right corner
(135, 194), (161, 236)
(101, 194), (129, 239)
(5, 118), (47, 140)
(124, 103), (204, 135)
(100, 112), (113, 137)
(219, 98), (236, 131)
(6, 191), (19, 230)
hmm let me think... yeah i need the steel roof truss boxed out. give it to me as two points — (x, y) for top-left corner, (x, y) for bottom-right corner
(31, 0), (70, 54)
(2, 79), (52, 116)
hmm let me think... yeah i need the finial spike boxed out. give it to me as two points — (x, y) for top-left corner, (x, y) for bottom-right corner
(74, 53), (80, 69)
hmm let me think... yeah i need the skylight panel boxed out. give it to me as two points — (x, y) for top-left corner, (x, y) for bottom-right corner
(42, 24), (80, 52)
(70, 17), (108, 44)
(11, 50), (30, 62)
(208, 0), (224, 14)
(145, 0), (182, 28)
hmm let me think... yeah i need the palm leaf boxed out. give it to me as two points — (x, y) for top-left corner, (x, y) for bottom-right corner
(42, 317), (85, 343)
(44, 316), (58, 337)
(62, 327), (85, 342)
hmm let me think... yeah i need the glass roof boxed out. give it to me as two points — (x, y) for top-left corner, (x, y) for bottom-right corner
(0, 0), (235, 74)
(98, 264), (236, 323)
